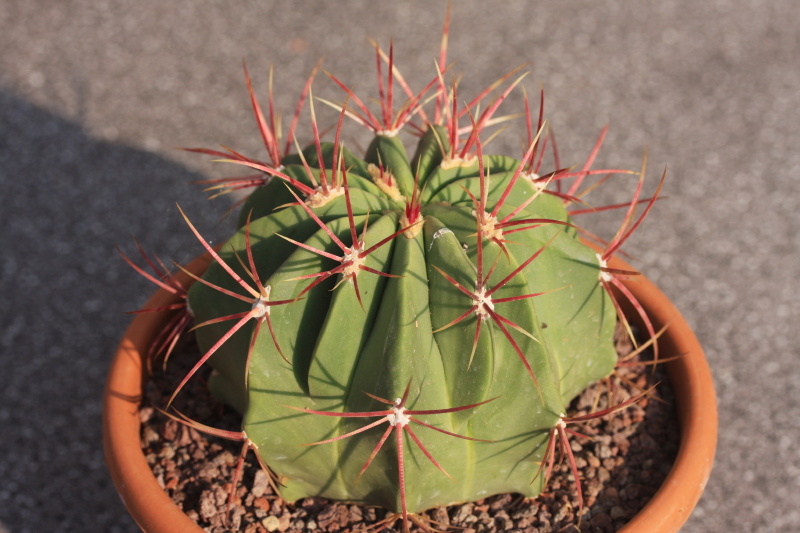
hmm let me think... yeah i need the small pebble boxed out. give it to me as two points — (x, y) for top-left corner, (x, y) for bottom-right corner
(251, 470), (269, 498)
(589, 511), (613, 529)
(262, 515), (280, 532)
(611, 505), (627, 519)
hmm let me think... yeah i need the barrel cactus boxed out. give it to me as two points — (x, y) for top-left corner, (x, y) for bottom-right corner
(123, 11), (665, 531)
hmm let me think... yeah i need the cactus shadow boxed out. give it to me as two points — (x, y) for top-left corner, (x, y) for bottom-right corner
(563, 258), (604, 326)
(0, 89), (233, 532)
(476, 427), (553, 480)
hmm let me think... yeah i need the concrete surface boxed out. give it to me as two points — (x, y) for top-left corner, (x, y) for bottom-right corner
(1, 1), (799, 531)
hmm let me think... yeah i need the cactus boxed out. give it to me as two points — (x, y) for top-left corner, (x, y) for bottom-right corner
(122, 8), (666, 531)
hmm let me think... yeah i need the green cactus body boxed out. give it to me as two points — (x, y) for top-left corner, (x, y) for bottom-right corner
(187, 133), (618, 513)
(113, 18), (665, 529)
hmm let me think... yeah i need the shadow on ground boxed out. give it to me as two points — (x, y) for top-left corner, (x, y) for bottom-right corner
(0, 90), (234, 532)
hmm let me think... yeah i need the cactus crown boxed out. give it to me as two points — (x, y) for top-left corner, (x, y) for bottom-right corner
(121, 7), (666, 531)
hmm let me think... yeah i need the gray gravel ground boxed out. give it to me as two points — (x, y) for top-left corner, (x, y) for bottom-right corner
(1, 1), (799, 532)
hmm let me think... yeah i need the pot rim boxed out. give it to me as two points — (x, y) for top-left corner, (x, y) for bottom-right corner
(103, 251), (716, 533)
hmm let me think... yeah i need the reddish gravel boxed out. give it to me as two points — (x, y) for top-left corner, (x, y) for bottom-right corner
(140, 323), (678, 533)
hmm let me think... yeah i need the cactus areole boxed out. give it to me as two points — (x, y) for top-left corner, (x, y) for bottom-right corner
(129, 14), (667, 530)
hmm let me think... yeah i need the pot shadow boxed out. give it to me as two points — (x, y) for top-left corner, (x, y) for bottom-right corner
(0, 89), (235, 532)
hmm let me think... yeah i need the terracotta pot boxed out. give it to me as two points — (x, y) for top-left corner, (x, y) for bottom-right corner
(104, 251), (716, 533)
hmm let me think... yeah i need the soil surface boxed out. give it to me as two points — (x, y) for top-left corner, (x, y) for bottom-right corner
(140, 323), (678, 533)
